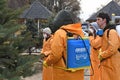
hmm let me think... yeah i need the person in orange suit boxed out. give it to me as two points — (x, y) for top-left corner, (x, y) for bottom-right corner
(40, 27), (53, 80)
(96, 12), (120, 80)
(43, 10), (84, 80)
(88, 22), (102, 80)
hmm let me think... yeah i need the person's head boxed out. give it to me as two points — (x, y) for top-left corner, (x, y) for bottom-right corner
(96, 12), (111, 29)
(42, 27), (52, 39)
(50, 10), (75, 33)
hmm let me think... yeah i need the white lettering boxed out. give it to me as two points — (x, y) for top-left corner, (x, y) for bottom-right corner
(75, 48), (86, 53)
(76, 54), (88, 60)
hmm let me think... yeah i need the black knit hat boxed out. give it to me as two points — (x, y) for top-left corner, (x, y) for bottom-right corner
(51, 10), (75, 33)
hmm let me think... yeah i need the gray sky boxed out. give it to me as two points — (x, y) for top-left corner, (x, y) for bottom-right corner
(80, 0), (112, 21)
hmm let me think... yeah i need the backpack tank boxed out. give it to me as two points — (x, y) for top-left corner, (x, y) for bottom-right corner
(67, 37), (91, 70)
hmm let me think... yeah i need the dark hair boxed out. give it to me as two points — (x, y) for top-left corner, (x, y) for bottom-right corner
(51, 10), (75, 33)
(97, 12), (111, 24)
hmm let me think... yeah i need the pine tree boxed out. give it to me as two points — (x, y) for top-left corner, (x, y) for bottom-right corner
(0, 0), (40, 79)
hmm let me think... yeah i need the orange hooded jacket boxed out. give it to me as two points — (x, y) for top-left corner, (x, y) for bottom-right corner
(44, 23), (84, 80)
(41, 36), (53, 80)
(99, 29), (120, 80)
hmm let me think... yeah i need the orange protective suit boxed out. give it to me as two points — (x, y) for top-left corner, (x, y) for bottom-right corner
(89, 36), (102, 80)
(45, 23), (84, 80)
(41, 36), (53, 80)
(99, 29), (120, 80)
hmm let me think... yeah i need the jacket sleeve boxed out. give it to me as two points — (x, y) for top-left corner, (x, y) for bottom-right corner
(40, 39), (46, 53)
(89, 36), (102, 49)
(101, 30), (120, 58)
(45, 30), (66, 65)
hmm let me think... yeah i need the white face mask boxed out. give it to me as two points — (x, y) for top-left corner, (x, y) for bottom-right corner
(43, 34), (47, 39)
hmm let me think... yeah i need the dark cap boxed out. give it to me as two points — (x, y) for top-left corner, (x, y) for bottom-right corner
(51, 10), (75, 33)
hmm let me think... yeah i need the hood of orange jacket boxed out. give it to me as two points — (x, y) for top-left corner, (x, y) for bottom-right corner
(60, 23), (84, 37)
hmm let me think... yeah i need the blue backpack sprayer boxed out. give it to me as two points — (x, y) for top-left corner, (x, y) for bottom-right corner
(62, 29), (91, 73)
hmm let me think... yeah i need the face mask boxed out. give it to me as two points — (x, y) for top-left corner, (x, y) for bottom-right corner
(43, 34), (47, 39)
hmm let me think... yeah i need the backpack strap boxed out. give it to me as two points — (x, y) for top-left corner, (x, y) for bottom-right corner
(107, 29), (110, 38)
(61, 28), (73, 37)
(107, 24), (116, 38)
(60, 28), (73, 66)
(118, 48), (120, 52)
